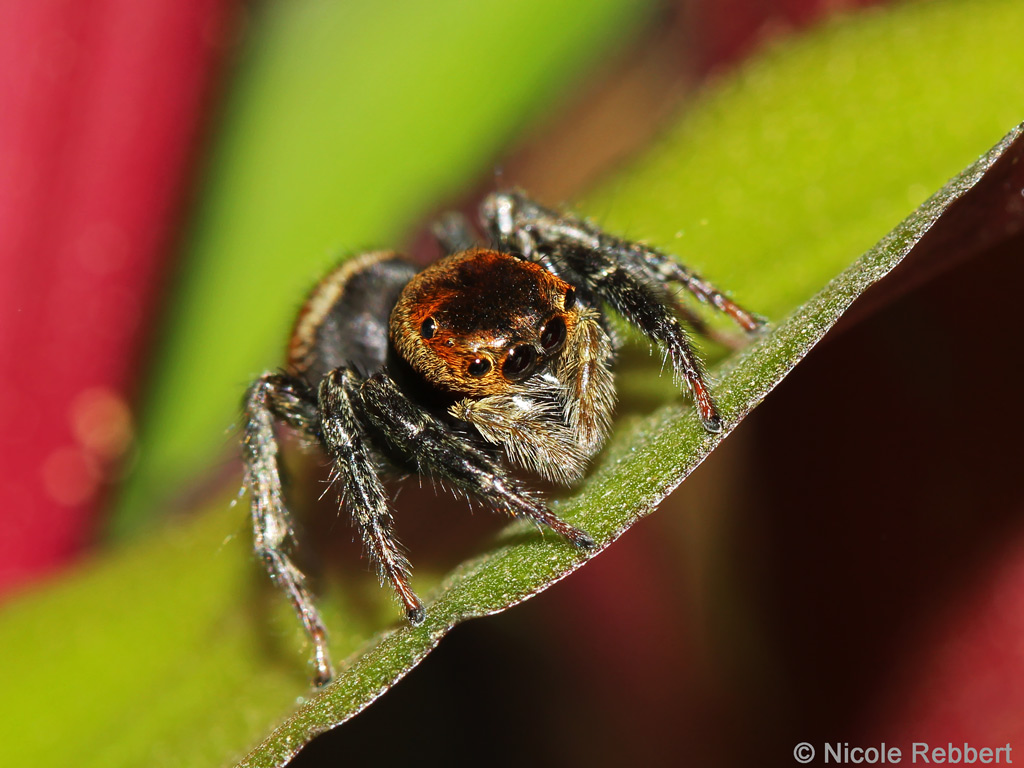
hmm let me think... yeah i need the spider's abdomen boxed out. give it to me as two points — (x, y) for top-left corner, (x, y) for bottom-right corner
(390, 248), (577, 397)
(287, 251), (417, 386)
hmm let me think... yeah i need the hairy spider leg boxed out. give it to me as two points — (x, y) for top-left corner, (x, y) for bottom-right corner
(243, 373), (335, 686)
(570, 244), (723, 432)
(480, 190), (738, 433)
(319, 368), (424, 624)
(483, 190), (765, 332)
(650, 256), (764, 333)
(356, 372), (596, 550)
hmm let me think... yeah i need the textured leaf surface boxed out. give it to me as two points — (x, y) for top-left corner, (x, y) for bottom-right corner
(2, 1), (1023, 766)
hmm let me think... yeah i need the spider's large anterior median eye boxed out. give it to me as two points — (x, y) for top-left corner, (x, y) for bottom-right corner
(467, 357), (492, 377)
(540, 316), (567, 354)
(502, 344), (538, 381)
(420, 317), (437, 339)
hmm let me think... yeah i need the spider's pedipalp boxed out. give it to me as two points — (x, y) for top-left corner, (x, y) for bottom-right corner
(450, 390), (587, 485)
(555, 305), (616, 453)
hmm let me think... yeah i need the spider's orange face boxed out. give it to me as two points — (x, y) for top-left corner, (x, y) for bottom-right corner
(390, 248), (578, 397)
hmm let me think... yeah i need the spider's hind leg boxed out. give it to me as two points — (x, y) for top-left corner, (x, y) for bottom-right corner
(243, 372), (334, 686)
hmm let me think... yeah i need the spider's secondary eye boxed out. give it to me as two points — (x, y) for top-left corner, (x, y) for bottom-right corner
(563, 288), (576, 310)
(502, 344), (538, 381)
(467, 357), (491, 377)
(420, 317), (437, 339)
(540, 316), (567, 354)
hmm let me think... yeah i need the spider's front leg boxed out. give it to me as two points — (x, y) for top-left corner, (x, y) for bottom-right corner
(483, 190), (764, 332)
(243, 373), (334, 686)
(355, 372), (596, 550)
(318, 367), (424, 624)
(481, 191), (764, 433)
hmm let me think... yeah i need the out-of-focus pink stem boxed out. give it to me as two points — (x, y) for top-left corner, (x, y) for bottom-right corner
(0, 0), (235, 597)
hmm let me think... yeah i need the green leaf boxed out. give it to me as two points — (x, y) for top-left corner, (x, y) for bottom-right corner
(4, 1), (1024, 766)
(237, 123), (1023, 766)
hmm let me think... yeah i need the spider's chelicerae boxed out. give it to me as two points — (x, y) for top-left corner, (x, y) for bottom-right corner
(242, 190), (762, 686)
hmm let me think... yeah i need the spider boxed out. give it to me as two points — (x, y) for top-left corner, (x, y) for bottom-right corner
(242, 190), (762, 686)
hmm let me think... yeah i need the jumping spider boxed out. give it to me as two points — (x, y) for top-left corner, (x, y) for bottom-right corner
(242, 190), (762, 686)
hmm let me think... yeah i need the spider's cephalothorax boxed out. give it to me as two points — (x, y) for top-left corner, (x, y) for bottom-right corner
(390, 247), (615, 483)
(242, 190), (762, 686)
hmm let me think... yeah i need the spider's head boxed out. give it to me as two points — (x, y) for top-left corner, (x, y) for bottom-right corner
(390, 248), (579, 397)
